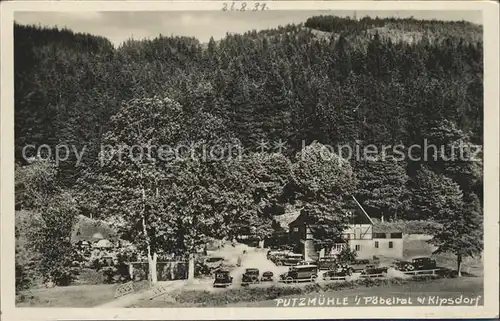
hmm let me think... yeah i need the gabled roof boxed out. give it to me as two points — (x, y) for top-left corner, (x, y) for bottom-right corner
(349, 196), (375, 225)
(287, 196), (374, 227)
(273, 209), (302, 229)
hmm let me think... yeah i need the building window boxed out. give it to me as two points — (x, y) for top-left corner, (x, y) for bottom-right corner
(293, 227), (299, 232)
(390, 232), (403, 239)
(373, 233), (386, 238)
(388, 241), (393, 249)
(374, 241), (379, 248)
(355, 244), (361, 251)
(335, 243), (346, 252)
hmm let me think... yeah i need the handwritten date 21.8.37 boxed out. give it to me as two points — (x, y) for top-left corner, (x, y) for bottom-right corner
(222, 2), (269, 11)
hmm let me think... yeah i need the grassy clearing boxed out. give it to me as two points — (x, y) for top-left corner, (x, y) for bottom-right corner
(16, 280), (150, 307)
(16, 284), (116, 307)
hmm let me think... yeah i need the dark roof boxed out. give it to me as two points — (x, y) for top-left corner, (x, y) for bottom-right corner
(372, 219), (440, 234)
(289, 196), (374, 227)
(349, 196), (375, 225)
(71, 215), (117, 243)
(273, 209), (302, 229)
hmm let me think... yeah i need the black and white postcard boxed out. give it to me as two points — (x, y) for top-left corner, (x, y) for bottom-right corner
(1, 1), (498, 320)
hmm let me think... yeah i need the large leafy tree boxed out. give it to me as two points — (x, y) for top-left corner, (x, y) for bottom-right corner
(290, 142), (356, 246)
(430, 193), (483, 276)
(83, 96), (240, 282)
(163, 151), (292, 257)
(83, 96), (214, 281)
(411, 166), (464, 221)
(226, 152), (292, 240)
(421, 120), (482, 197)
(15, 160), (81, 286)
(354, 157), (410, 221)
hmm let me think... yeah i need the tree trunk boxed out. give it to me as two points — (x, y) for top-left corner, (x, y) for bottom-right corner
(143, 214), (156, 283)
(457, 254), (462, 277)
(129, 263), (134, 280)
(148, 251), (158, 283)
(140, 174), (157, 284)
(380, 215), (385, 222)
(188, 253), (195, 281)
(170, 262), (175, 280)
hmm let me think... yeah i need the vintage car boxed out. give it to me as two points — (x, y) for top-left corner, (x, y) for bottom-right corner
(261, 271), (274, 282)
(317, 257), (337, 270)
(267, 250), (289, 263)
(395, 257), (437, 271)
(205, 256), (225, 268)
(361, 265), (388, 276)
(281, 253), (304, 266)
(269, 251), (304, 266)
(241, 268), (260, 285)
(349, 259), (372, 272)
(203, 256), (230, 274)
(322, 263), (353, 280)
(213, 270), (233, 288)
(280, 264), (318, 283)
(411, 257), (437, 270)
(297, 260), (318, 266)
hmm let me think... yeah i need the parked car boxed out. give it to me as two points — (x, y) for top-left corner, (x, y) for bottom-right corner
(204, 256), (225, 270)
(349, 259), (371, 272)
(269, 251), (300, 266)
(241, 268), (260, 285)
(261, 271), (274, 282)
(318, 257), (338, 270)
(322, 263), (353, 280)
(395, 257), (437, 271)
(280, 264), (318, 283)
(282, 253), (304, 266)
(267, 250), (285, 260)
(361, 265), (388, 276)
(298, 259), (318, 266)
(411, 257), (437, 270)
(213, 270), (233, 288)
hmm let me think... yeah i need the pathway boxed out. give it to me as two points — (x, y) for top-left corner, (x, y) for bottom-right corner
(96, 280), (186, 308)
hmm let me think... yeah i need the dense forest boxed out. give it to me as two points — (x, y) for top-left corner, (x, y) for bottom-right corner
(14, 16), (483, 287)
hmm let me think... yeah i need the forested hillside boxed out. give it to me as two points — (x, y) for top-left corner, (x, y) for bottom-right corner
(15, 16), (483, 286)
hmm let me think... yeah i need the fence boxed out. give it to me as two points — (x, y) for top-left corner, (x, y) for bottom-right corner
(401, 268), (440, 276)
(129, 261), (189, 281)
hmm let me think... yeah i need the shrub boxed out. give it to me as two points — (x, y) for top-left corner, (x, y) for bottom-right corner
(15, 260), (33, 292)
(15, 210), (41, 292)
(77, 268), (106, 285)
(28, 192), (83, 286)
(173, 285), (305, 306)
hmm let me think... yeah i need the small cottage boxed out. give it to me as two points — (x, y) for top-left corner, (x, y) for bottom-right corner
(71, 215), (117, 247)
(286, 196), (404, 260)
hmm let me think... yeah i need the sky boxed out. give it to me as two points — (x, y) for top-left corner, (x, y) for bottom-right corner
(15, 10), (482, 47)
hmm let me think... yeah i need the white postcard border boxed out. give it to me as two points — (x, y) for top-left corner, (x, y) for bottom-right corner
(1, 1), (498, 320)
